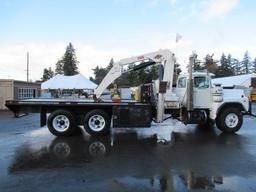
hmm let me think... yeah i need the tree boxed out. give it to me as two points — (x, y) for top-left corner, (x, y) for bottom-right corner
(191, 53), (202, 71)
(252, 58), (256, 73)
(91, 66), (107, 84)
(41, 67), (54, 82)
(241, 51), (251, 74)
(149, 65), (159, 81)
(107, 58), (114, 71)
(125, 64), (159, 87)
(55, 43), (79, 76)
(230, 58), (241, 75)
(227, 54), (232, 69)
(89, 77), (96, 83)
(202, 54), (218, 74)
(215, 53), (235, 78)
(55, 59), (64, 75)
(91, 58), (115, 85)
(137, 67), (149, 84)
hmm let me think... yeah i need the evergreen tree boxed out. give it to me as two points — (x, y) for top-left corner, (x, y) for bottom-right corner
(137, 67), (149, 84)
(41, 67), (54, 82)
(252, 58), (256, 73)
(63, 43), (79, 75)
(92, 66), (107, 84)
(203, 54), (218, 74)
(150, 65), (158, 80)
(230, 58), (241, 75)
(227, 54), (232, 68)
(215, 53), (235, 77)
(54, 43), (79, 76)
(124, 64), (138, 86)
(55, 59), (64, 75)
(191, 53), (202, 71)
(91, 58), (115, 85)
(89, 77), (96, 83)
(126, 65), (159, 86)
(241, 51), (251, 74)
(107, 58), (114, 71)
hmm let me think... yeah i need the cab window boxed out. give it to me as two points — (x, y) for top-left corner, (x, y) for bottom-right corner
(194, 76), (209, 88)
(177, 77), (187, 88)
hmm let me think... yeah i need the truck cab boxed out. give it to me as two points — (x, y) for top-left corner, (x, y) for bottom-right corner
(175, 72), (213, 109)
(173, 72), (250, 133)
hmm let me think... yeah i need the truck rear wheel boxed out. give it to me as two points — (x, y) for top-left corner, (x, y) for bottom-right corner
(216, 108), (243, 133)
(84, 109), (110, 136)
(47, 109), (77, 136)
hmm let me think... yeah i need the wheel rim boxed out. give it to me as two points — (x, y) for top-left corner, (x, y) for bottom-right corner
(88, 115), (106, 132)
(225, 113), (239, 128)
(52, 115), (70, 132)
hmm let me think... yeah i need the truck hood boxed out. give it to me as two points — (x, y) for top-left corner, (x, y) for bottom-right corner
(222, 89), (245, 100)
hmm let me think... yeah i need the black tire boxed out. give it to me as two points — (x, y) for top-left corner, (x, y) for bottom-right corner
(47, 109), (77, 136)
(84, 109), (110, 136)
(216, 107), (243, 133)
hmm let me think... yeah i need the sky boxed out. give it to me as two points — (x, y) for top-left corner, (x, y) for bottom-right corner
(0, 0), (255, 81)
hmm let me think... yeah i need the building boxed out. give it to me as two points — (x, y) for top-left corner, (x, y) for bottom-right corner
(211, 73), (256, 88)
(0, 79), (41, 110)
(211, 73), (256, 100)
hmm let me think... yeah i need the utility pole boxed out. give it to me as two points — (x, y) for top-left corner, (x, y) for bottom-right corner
(26, 52), (29, 82)
(187, 53), (195, 112)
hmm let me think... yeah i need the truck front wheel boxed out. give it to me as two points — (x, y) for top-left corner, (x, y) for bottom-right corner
(47, 110), (77, 136)
(84, 110), (110, 136)
(216, 108), (243, 133)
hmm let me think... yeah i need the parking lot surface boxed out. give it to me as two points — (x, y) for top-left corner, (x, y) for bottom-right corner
(0, 104), (256, 192)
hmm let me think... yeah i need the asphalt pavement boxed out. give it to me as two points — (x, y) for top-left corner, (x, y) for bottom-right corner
(0, 105), (256, 192)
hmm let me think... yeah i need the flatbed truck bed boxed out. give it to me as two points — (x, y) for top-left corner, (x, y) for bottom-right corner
(5, 99), (153, 135)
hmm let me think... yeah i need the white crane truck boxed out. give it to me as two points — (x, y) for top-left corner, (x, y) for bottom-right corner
(5, 49), (254, 136)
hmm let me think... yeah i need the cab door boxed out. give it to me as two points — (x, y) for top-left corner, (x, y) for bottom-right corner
(193, 76), (212, 108)
(175, 76), (187, 106)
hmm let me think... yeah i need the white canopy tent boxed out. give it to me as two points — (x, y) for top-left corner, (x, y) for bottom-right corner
(41, 74), (97, 90)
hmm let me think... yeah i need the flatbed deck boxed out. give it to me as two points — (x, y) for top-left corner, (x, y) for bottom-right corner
(6, 99), (152, 128)
(6, 98), (150, 114)
(6, 98), (141, 104)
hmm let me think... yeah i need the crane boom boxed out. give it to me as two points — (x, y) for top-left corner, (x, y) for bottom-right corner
(94, 49), (175, 99)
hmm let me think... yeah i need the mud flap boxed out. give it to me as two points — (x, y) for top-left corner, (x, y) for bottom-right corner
(40, 107), (47, 127)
